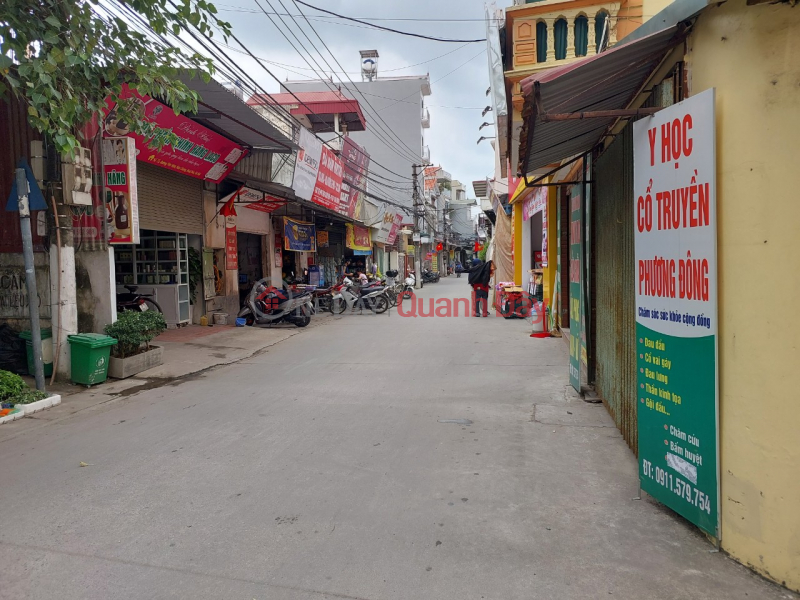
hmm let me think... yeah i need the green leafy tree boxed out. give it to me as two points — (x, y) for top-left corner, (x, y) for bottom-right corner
(0, 0), (231, 154)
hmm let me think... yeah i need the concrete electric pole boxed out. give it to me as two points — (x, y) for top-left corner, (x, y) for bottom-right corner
(412, 164), (422, 290)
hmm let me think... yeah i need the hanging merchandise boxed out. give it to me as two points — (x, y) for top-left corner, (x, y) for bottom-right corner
(283, 217), (317, 252)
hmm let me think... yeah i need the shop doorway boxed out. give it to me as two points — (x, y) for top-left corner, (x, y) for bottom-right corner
(237, 232), (263, 306)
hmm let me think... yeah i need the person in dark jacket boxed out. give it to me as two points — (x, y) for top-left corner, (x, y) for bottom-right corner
(468, 260), (493, 317)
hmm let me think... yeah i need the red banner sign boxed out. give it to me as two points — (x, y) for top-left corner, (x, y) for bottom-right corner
(225, 216), (238, 270)
(341, 137), (369, 219)
(104, 85), (246, 183)
(310, 145), (344, 212)
(386, 212), (404, 246)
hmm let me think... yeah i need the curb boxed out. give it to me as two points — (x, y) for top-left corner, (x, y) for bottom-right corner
(0, 394), (62, 425)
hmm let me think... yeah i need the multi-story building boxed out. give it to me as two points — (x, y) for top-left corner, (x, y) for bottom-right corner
(280, 51), (431, 212)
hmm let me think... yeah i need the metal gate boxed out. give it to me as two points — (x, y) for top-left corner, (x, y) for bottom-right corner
(594, 127), (637, 452)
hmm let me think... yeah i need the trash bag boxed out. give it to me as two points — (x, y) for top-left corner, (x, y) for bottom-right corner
(0, 324), (28, 375)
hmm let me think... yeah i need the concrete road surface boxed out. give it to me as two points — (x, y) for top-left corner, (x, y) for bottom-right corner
(1, 278), (795, 600)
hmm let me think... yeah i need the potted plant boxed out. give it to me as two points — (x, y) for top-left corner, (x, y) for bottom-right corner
(0, 370), (62, 425)
(105, 310), (167, 379)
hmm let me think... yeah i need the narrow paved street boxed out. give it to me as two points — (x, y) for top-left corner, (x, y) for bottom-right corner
(0, 278), (793, 600)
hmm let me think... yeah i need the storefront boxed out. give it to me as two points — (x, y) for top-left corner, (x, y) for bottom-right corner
(113, 163), (204, 327)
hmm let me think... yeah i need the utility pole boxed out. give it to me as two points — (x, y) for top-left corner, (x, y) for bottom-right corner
(16, 168), (45, 391)
(412, 164), (422, 289)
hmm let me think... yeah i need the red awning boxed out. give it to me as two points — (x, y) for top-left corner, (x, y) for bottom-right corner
(518, 26), (684, 175)
(248, 91), (366, 133)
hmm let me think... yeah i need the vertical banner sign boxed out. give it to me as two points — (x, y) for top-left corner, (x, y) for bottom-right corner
(341, 137), (370, 219)
(569, 184), (583, 392)
(292, 128), (323, 202)
(633, 89), (719, 537)
(225, 216), (237, 270)
(103, 137), (139, 244)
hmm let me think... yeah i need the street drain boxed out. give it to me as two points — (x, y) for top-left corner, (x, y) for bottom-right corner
(438, 419), (473, 425)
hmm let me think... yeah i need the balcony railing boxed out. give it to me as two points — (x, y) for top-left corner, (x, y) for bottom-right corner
(421, 108), (430, 129)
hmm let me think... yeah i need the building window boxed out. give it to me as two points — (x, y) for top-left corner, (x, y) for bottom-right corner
(595, 12), (609, 52)
(554, 19), (568, 60)
(574, 16), (588, 56)
(536, 21), (548, 62)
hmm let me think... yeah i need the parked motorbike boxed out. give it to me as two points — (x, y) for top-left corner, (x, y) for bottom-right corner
(400, 273), (417, 302)
(310, 285), (335, 313)
(237, 282), (313, 327)
(116, 285), (163, 313)
(331, 277), (390, 314)
(421, 268), (440, 284)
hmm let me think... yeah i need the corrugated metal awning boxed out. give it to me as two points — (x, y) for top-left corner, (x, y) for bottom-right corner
(518, 27), (684, 175)
(182, 76), (297, 153)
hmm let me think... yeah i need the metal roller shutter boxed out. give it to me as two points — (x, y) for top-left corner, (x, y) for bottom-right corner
(137, 162), (203, 234)
(594, 127), (637, 453)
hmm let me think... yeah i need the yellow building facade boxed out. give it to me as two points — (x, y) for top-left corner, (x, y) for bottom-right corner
(687, 0), (800, 588)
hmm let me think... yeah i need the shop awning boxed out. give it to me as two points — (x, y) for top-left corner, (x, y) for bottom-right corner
(181, 76), (298, 153)
(518, 26), (684, 175)
(248, 91), (367, 134)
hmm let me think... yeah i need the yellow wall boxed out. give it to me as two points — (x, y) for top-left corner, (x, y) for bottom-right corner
(543, 186), (558, 314)
(513, 203), (523, 285)
(688, 0), (800, 590)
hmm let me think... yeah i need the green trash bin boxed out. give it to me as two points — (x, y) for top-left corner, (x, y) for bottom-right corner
(67, 333), (117, 386)
(19, 328), (54, 377)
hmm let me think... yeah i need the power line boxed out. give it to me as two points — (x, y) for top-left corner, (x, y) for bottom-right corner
(294, 1), (486, 43)
(289, 0), (424, 163)
(248, 0), (424, 166)
(378, 47), (486, 114)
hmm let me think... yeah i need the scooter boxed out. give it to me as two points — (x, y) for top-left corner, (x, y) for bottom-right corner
(422, 268), (440, 284)
(237, 281), (313, 327)
(331, 277), (390, 314)
(400, 273), (417, 302)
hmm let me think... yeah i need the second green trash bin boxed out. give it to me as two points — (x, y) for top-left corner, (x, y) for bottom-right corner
(67, 333), (117, 386)
(19, 328), (54, 377)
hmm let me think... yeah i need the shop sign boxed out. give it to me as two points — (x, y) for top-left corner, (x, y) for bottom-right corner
(569, 184), (583, 392)
(373, 210), (397, 244)
(283, 216), (316, 252)
(423, 166), (439, 195)
(317, 231), (329, 247)
(104, 85), (246, 183)
(341, 137), (369, 219)
(225, 215), (238, 270)
(431, 255), (438, 271)
(102, 136), (140, 244)
(386, 213), (404, 245)
(311, 145), (344, 212)
(522, 186), (547, 221)
(633, 88), (719, 538)
(346, 223), (371, 251)
(292, 128), (345, 213)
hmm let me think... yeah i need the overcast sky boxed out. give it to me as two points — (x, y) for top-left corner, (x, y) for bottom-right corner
(208, 0), (496, 196)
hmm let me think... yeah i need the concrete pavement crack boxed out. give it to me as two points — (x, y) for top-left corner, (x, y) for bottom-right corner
(0, 540), (377, 600)
(0, 317), (338, 445)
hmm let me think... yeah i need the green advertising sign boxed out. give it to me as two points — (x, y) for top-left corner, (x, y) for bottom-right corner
(569, 184), (582, 392)
(633, 89), (719, 537)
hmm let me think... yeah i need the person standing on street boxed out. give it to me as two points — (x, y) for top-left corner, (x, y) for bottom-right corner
(468, 260), (493, 317)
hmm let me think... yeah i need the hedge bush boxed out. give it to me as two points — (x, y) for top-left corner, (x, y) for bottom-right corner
(104, 310), (167, 358)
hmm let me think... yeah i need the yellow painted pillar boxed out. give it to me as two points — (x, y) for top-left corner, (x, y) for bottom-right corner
(543, 185), (558, 309)
(513, 203), (523, 285)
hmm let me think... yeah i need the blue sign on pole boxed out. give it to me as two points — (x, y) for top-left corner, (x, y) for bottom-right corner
(6, 159), (48, 212)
